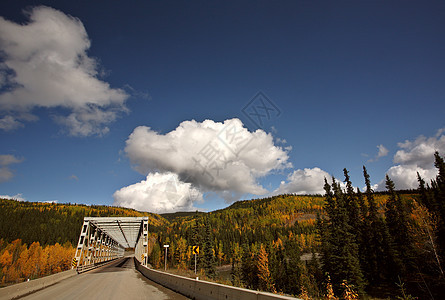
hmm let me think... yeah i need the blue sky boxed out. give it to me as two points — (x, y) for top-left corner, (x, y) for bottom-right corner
(1, 1), (444, 213)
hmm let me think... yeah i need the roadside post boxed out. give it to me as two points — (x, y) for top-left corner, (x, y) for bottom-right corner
(192, 245), (199, 274)
(163, 244), (169, 271)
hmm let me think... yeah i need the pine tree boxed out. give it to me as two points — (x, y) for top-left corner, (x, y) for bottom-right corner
(432, 152), (445, 256)
(230, 242), (243, 287)
(343, 169), (361, 236)
(190, 216), (202, 270)
(385, 175), (415, 275)
(362, 166), (396, 284)
(241, 243), (258, 289)
(285, 237), (304, 295)
(270, 243), (287, 293)
(305, 248), (323, 297)
(417, 172), (435, 212)
(203, 216), (216, 279)
(319, 178), (365, 294)
(355, 187), (372, 280)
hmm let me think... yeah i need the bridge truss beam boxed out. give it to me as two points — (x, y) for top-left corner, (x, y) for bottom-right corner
(135, 217), (149, 266)
(73, 217), (149, 269)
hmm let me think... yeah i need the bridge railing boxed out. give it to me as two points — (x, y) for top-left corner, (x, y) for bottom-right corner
(134, 258), (301, 300)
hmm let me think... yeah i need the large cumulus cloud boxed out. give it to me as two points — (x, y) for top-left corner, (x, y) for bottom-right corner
(124, 118), (290, 195)
(114, 118), (291, 212)
(0, 6), (128, 136)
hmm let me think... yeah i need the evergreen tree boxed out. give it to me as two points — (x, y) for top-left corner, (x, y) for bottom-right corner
(363, 166), (396, 284)
(270, 243), (287, 293)
(284, 237), (304, 295)
(202, 216), (216, 279)
(417, 172), (435, 213)
(241, 243), (258, 289)
(230, 242), (243, 287)
(318, 178), (365, 294)
(317, 181), (333, 281)
(190, 215), (202, 270)
(355, 187), (372, 280)
(343, 169), (361, 236)
(432, 152), (445, 256)
(385, 175), (415, 275)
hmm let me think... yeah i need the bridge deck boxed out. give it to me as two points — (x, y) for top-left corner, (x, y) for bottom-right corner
(21, 257), (188, 300)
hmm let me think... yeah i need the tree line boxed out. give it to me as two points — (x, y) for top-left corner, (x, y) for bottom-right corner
(0, 239), (74, 285)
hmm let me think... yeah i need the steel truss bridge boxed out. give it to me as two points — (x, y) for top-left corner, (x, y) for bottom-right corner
(0, 215), (299, 299)
(72, 217), (149, 270)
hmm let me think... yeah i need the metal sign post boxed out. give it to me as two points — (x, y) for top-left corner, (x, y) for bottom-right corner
(164, 245), (169, 271)
(192, 246), (199, 274)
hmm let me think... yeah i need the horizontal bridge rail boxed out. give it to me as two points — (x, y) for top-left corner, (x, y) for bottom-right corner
(134, 258), (300, 300)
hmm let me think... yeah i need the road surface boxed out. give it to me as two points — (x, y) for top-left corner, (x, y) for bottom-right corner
(21, 257), (189, 300)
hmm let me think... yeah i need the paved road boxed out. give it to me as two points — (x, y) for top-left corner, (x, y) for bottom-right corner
(21, 258), (189, 300)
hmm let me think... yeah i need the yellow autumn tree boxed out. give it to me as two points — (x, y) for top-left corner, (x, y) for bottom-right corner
(257, 244), (276, 293)
(0, 249), (13, 283)
(176, 237), (188, 270)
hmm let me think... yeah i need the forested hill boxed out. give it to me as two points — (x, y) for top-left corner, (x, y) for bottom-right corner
(155, 192), (418, 257)
(0, 198), (168, 246)
(1, 190), (419, 249)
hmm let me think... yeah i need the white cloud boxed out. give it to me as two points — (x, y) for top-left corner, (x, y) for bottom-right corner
(367, 144), (389, 162)
(273, 167), (333, 195)
(383, 164), (438, 191)
(41, 200), (58, 203)
(0, 193), (25, 201)
(0, 154), (23, 182)
(124, 118), (291, 201)
(0, 115), (24, 131)
(377, 144), (389, 158)
(0, 154), (23, 165)
(116, 118), (291, 211)
(393, 131), (445, 168)
(113, 172), (203, 214)
(376, 128), (445, 190)
(0, 167), (13, 182)
(0, 6), (128, 136)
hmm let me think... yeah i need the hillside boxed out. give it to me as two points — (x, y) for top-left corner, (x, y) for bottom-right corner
(0, 198), (168, 247)
(152, 192), (419, 256)
(0, 190), (419, 252)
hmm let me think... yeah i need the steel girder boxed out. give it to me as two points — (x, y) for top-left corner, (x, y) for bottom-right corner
(135, 217), (149, 266)
(73, 217), (149, 269)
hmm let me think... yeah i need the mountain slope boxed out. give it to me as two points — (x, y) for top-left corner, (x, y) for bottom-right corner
(0, 198), (168, 246)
